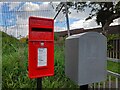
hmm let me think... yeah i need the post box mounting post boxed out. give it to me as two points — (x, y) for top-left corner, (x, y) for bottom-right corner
(80, 84), (88, 90)
(37, 78), (42, 90)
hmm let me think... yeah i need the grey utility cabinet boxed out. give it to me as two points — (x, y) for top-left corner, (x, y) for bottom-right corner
(65, 32), (107, 86)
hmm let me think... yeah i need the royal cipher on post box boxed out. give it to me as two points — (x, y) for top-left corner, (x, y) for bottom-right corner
(28, 17), (54, 78)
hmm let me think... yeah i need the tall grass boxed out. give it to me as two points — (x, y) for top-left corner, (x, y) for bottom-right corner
(107, 61), (120, 74)
(2, 44), (37, 89)
(42, 45), (78, 88)
(2, 31), (78, 88)
(2, 32), (120, 89)
(2, 44), (78, 89)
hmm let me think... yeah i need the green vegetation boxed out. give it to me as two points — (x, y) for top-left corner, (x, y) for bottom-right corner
(42, 45), (78, 88)
(107, 34), (120, 51)
(107, 34), (120, 41)
(2, 31), (34, 89)
(2, 31), (20, 54)
(107, 61), (120, 74)
(2, 32), (78, 89)
(2, 32), (120, 89)
(54, 33), (59, 41)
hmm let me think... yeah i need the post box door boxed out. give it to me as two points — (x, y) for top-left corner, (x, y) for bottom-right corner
(28, 41), (54, 78)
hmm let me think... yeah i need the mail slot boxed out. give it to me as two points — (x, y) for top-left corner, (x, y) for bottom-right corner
(65, 32), (107, 86)
(28, 17), (54, 78)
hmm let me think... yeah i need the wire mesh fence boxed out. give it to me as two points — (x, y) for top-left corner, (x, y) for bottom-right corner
(0, 2), (68, 38)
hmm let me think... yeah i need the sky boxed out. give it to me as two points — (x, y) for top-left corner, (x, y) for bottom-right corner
(0, 2), (120, 38)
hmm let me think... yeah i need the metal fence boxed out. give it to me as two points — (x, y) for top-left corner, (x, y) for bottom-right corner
(0, 2), (67, 37)
(89, 38), (120, 89)
(107, 39), (120, 59)
(89, 70), (120, 89)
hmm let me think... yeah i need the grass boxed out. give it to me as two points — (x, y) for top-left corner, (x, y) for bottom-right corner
(2, 31), (120, 89)
(107, 61), (120, 74)
(2, 45), (37, 89)
(2, 31), (20, 55)
(2, 44), (78, 89)
(2, 32), (78, 89)
(42, 45), (78, 88)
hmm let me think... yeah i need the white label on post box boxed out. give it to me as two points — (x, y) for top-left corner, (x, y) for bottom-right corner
(38, 48), (47, 67)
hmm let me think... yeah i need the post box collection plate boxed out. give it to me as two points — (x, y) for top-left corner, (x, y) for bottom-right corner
(28, 17), (54, 78)
(38, 48), (47, 67)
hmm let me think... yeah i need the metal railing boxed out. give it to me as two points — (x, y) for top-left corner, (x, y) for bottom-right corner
(94, 38), (119, 89)
(89, 59), (120, 89)
(89, 70), (120, 89)
(107, 39), (120, 59)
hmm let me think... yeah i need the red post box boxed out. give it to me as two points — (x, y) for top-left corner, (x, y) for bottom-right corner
(28, 16), (54, 78)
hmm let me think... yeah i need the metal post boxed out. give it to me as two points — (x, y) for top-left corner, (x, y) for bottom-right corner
(54, 3), (64, 20)
(37, 78), (42, 90)
(65, 2), (70, 36)
(80, 84), (88, 90)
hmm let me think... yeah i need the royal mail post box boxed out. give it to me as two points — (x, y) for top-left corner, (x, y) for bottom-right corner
(65, 32), (107, 86)
(28, 17), (54, 78)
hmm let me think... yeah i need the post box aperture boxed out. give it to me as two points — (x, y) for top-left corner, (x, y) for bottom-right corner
(28, 17), (54, 78)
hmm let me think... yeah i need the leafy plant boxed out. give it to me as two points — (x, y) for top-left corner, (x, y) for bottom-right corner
(2, 31), (20, 55)
(107, 34), (120, 41)
(54, 33), (59, 41)
(107, 34), (120, 51)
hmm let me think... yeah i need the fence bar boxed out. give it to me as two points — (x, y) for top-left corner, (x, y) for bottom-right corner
(108, 75), (111, 89)
(107, 70), (120, 78)
(110, 51), (112, 59)
(118, 39), (120, 59)
(115, 78), (118, 88)
(108, 39), (120, 59)
(89, 84), (93, 88)
(113, 40), (115, 58)
(107, 58), (120, 63)
(112, 40), (115, 58)
(98, 82), (101, 89)
(109, 40), (112, 58)
(103, 82), (106, 89)
(116, 40), (118, 59)
(93, 83), (96, 89)
(118, 39), (119, 59)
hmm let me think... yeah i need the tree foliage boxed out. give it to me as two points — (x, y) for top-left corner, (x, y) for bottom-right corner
(56, 1), (120, 35)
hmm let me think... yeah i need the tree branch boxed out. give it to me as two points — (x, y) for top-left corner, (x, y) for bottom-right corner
(102, 13), (120, 36)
